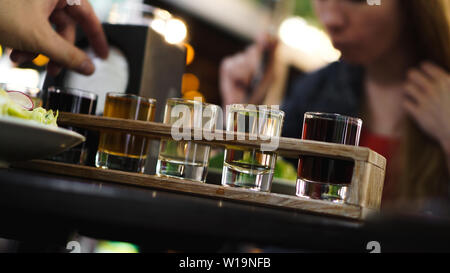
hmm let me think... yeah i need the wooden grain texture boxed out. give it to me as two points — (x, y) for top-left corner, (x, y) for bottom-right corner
(13, 160), (365, 220)
(347, 161), (385, 210)
(58, 112), (386, 169)
(35, 112), (389, 219)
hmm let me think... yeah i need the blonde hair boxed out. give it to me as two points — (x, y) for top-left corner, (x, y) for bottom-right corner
(395, 0), (450, 205)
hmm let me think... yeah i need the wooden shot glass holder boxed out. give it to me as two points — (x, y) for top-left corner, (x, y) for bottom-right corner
(15, 112), (386, 221)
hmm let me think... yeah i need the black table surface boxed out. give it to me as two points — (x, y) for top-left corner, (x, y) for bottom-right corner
(1, 167), (450, 252)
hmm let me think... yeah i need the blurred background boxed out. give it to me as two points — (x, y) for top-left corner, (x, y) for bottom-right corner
(0, 0), (340, 107)
(0, 0), (342, 253)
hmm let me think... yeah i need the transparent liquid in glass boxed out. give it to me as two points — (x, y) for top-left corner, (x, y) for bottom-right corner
(221, 106), (284, 192)
(157, 140), (211, 182)
(156, 98), (219, 182)
(222, 147), (277, 192)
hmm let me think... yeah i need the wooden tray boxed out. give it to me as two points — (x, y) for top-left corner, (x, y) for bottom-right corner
(15, 112), (387, 221)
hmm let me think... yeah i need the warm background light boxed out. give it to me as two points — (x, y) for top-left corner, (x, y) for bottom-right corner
(150, 18), (167, 35)
(183, 90), (204, 102)
(181, 73), (200, 94)
(32, 54), (50, 67)
(279, 16), (341, 63)
(181, 73), (204, 102)
(0, 68), (40, 88)
(165, 18), (188, 44)
(184, 43), (195, 65)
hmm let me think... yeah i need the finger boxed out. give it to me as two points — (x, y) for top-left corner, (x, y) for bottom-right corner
(404, 83), (427, 105)
(245, 45), (261, 67)
(220, 72), (247, 105)
(47, 61), (63, 76)
(65, 0), (109, 59)
(56, 0), (69, 10)
(10, 50), (38, 64)
(36, 22), (95, 75)
(47, 10), (76, 76)
(254, 33), (267, 51)
(249, 35), (276, 63)
(255, 33), (276, 50)
(421, 62), (449, 82)
(407, 69), (435, 95)
(403, 99), (422, 121)
(220, 59), (248, 102)
(50, 10), (76, 44)
(224, 54), (253, 86)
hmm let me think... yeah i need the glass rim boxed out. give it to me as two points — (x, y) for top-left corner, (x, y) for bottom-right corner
(167, 98), (220, 109)
(47, 86), (98, 100)
(229, 104), (285, 117)
(107, 92), (157, 104)
(304, 112), (362, 125)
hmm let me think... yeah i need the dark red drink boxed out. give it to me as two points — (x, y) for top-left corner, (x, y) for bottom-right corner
(296, 112), (362, 201)
(43, 87), (98, 165)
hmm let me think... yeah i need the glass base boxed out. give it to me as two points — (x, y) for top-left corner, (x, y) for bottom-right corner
(296, 179), (348, 203)
(221, 165), (273, 192)
(156, 159), (207, 183)
(95, 151), (146, 173)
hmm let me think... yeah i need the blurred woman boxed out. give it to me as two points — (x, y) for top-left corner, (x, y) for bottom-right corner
(220, 0), (450, 210)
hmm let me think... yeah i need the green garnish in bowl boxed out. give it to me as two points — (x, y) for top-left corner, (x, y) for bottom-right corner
(0, 88), (58, 127)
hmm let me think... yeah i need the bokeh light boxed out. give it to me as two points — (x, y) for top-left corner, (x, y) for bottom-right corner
(165, 18), (188, 44)
(184, 43), (195, 65)
(32, 54), (50, 67)
(183, 90), (204, 102)
(181, 73), (200, 95)
(0, 68), (40, 88)
(279, 17), (341, 62)
(150, 18), (167, 35)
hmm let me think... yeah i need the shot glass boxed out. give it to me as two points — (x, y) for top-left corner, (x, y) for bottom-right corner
(221, 105), (284, 192)
(95, 93), (156, 173)
(156, 98), (220, 182)
(296, 112), (362, 202)
(43, 86), (98, 165)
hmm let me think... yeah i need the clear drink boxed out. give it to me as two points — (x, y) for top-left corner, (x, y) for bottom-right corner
(223, 148), (277, 192)
(157, 140), (211, 182)
(221, 105), (284, 192)
(156, 98), (220, 182)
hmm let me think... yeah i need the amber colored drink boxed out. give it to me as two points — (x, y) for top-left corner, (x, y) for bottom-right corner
(96, 93), (156, 173)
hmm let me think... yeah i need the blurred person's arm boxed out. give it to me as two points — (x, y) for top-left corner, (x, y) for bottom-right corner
(219, 35), (277, 107)
(403, 62), (450, 174)
(0, 0), (109, 76)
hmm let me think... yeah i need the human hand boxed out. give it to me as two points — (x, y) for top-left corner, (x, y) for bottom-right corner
(0, 0), (109, 76)
(219, 34), (277, 107)
(403, 62), (450, 155)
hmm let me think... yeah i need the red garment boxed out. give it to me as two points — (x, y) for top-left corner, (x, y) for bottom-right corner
(359, 129), (400, 202)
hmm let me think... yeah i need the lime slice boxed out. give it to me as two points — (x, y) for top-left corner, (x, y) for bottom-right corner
(7, 91), (34, 110)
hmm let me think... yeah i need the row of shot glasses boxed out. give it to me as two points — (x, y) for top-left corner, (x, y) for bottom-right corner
(43, 87), (362, 203)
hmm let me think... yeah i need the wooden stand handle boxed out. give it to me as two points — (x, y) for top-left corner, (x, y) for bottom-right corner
(58, 112), (386, 169)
